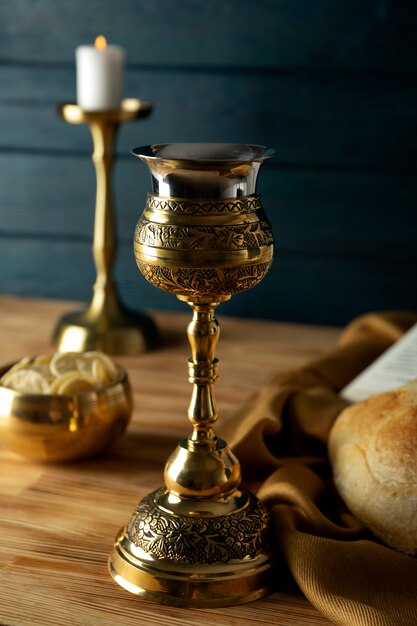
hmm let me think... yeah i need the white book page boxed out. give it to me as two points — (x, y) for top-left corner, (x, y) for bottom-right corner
(341, 322), (417, 403)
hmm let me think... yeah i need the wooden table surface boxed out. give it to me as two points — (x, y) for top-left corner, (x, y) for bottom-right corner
(0, 295), (341, 626)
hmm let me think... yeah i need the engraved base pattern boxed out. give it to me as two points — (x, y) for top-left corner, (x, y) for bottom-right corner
(126, 491), (272, 565)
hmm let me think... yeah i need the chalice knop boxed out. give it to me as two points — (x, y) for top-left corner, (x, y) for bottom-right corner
(109, 143), (276, 606)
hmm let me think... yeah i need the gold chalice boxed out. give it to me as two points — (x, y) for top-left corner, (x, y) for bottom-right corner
(109, 143), (275, 606)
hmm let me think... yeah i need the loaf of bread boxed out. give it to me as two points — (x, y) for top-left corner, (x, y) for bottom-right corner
(328, 381), (417, 556)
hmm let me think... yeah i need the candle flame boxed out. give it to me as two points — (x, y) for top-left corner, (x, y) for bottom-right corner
(94, 35), (107, 51)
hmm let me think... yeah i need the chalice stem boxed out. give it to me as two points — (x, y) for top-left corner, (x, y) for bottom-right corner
(186, 302), (220, 450)
(89, 120), (120, 317)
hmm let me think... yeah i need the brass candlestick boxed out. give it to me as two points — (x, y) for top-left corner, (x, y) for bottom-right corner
(109, 143), (276, 606)
(52, 99), (158, 354)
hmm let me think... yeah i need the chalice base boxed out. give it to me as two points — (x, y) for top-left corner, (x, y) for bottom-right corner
(52, 306), (158, 355)
(108, 488), (276, 607)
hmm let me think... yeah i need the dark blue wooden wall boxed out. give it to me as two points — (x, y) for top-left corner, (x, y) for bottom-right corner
(0, 0), (416, 326)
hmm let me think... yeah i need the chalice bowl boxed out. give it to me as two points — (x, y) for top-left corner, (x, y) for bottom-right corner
(108, 143), (276, 606)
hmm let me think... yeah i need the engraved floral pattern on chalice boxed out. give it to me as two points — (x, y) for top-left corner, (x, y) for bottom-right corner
(134, 220), (273, 251)
(126, 491), (272, 565)
(136, 262), (272, 297)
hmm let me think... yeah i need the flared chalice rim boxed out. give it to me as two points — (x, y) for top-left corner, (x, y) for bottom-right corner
(131, 142), (276, 165)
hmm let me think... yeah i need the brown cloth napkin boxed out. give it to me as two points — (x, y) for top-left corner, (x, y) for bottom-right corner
(219, 312), (417, 626)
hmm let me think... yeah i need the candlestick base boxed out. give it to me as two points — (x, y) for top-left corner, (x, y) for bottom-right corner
(52, 303), (158, 355)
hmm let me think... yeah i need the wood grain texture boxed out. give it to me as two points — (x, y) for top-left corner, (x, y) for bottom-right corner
(0, 295), (340, 626)
(0, 0), (416, 70)
(0, 67), (416, 173)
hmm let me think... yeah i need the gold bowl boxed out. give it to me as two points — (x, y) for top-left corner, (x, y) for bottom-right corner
(0, 362), (132, 462)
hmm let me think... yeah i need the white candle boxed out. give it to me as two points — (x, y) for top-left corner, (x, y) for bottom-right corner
(76, 35), (125, 111)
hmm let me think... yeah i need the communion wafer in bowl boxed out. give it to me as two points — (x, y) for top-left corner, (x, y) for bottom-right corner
(0, 357), (132, 462)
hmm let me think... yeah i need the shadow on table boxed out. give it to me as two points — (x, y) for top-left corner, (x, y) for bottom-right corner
(52, 428), (180, 478)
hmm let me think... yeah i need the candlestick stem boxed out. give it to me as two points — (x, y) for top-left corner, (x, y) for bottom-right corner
(52, 100), (158, 354)
(89, 120), (118, 317)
